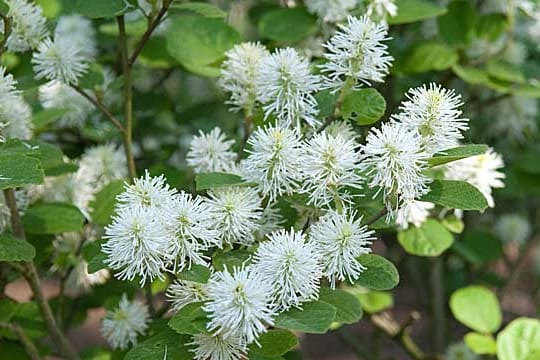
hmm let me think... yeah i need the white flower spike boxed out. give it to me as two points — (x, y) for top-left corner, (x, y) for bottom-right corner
(189, 333), (247, 360)
(167, 279), (207, 311)
(395, 83), (469, 155)
(305, 0), (358, 23)
(5, 0), (48, 52)
(320, 16), (393, 92)
(300, 131), (363, 207)
(257, 48), (321, 128)
(187, 127), (237, 174)
(310, 209), (375, 288)
(32, 36), (89, 85)
(253, 228), (322, 310)
(243, 125), (303, 202)
(219, 42), (269, 113)
(101, 294), (150, 350)
(204, 266), (275, 344)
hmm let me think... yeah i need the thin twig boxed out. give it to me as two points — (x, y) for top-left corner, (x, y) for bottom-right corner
(0, 322), (42, 360)
(129, 0), (172, 67)
(117, 15), (137, 180)
(0, 12), (12, 57)
(71, 85), (125, 132)
(2, 189), (79, 360)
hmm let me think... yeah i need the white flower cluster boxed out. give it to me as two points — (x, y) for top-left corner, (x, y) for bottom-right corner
(101, 294), (150, 350)
(4, 0), (48, 52)
(0, 66), (33, 142)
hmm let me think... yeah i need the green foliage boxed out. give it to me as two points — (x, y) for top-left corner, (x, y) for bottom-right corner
(72, 0), (131, 18)
(274, 301), (336, 334)
(355, 290), (394, 314)
(33, 108), (70, 129)
(450, 286), (502, 334)
(125, 329), (192, 360)
(428, 144), (488, 167)
(389, 0), (447, 24)
(212, 249), (252, 271)
(0, 153), (44, 190)
(496, 318), (540, 360)
(258, 8), (316, 43)
(22, 203), (85, 234)
(248, 330), (298, 358)
(437, 0), (477, 47)
(464, 332), (497, 355)
(398, 219), (454, 256)
(477, 14), (508, 41)
(452, 231), (502, 265)
(168, 303), (208, 335)
(89, 180), (125, 225)
(177, 264), (212, 283)
(399, 42), (458, 74)
(166, 15), (240, 77)
(420, 180), (489, 210)
(195, 172), (250, 191)
(319, 287), (363, 324)
(341, 89), (386, 125)
(354, 254), (399, 290)
(0, 233), (35, 262)
(82, 239), (108, 274)
(172, 2), (227, 18)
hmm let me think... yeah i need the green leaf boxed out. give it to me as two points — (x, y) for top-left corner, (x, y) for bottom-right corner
(22, 203), (85, 234)
(450, 286), (502, 333)
(86, 252), (108, 274)
(195, 172), (251, 191)
(89, 180), (125, 225)
(0, 234), (35, 262)
(355, 290), (393, 314)
(441, 215), (464, 234)
(399, 42), (458, 74)
(319, 288), (362, 324)
(28, 140), (75, 176)
(166, 15), (240, 77)
(73, 0), (131, 18)
(515, 149), (540, 174)
(33, 108), (70, 128)
(354, 254), (399, 291)
(398, 219), (454, 257)
(212, 249), (252, 271)
(168, 302), (208, 335)
(477, 14), (508, 41)
(258, 8), (316, 43)
(172, 2), (227, 18)
(465, 332), (497, 355)
(486, 60), (526, 84)
(452, 231), (502, 265)
(314, 90), (338, 119)
(248, 330), (298, 357)
(497, 318), (540, 360)
(428, 144), (488, 167)
(389, 0), (447, 24)
(274, 301), (336, 334)
(437, 0), (477, 47)
(0, 153), (44, 190)
(177, 264), (211, 283)
(125, 329), (192, 360)
(341, 89), (386, 125)
(452, 65), (491, 85)
(420, 180), (489, 211)
(78, 63), (105, 90)
(82, 239), (108, 274)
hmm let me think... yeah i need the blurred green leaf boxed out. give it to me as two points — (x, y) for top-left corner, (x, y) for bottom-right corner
(428, 144), (488, 167)
(319, 287), (363, 324)
(437, 0), (477, 47)
(496, 318), (540, 360)
(212, 249), (252, 271)
(177, 264), (211, 283)
(125, 329), (192, 360)
(452, 231), (502, 265)
(0, 234), (35, 262)
(450, 285), (502, 333)
(72, 0), (131, 18)
(248, 330), (298, 357)
(22, 203), (85, 234)
(420, 180), (489, 210)
(274, 301), (336, 334)
(172, 2), (227, 18)
(399, 42), (458, 74)
(195, 172), (251, 191)
(168, 302), (208, 335)
(341, 88), (386, 125)
(398, 219), (454, 256)
(354, 254), (399, 290)
(465, 332), (497, 355)
(355, 290), (393, 314)
(166, 15), (240, 77)
(259, 8), (316, 43)
(486, 60), (526, 84)
(477, 14), (508, 41)
(389, 0), (447, 24)
(89, 180), (124, 225)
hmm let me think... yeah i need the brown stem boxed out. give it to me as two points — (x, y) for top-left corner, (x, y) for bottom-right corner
(71, 85), (125, 132)
(129, 0), (171, 66)
(0, 322), (42, 360)
(0, 12), (12, 57)
(117, 15), (137, 179)
(2, 189), (79, 360)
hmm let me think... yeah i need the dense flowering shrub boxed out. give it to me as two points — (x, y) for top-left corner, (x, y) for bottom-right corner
(0, 1), (539, 360)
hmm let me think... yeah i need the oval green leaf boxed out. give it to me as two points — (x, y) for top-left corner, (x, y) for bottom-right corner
(354, 254), (399, 291)
(398, 219), (454, 257)
(450, 286), (502, 334)
(497, 318), (540, 360)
